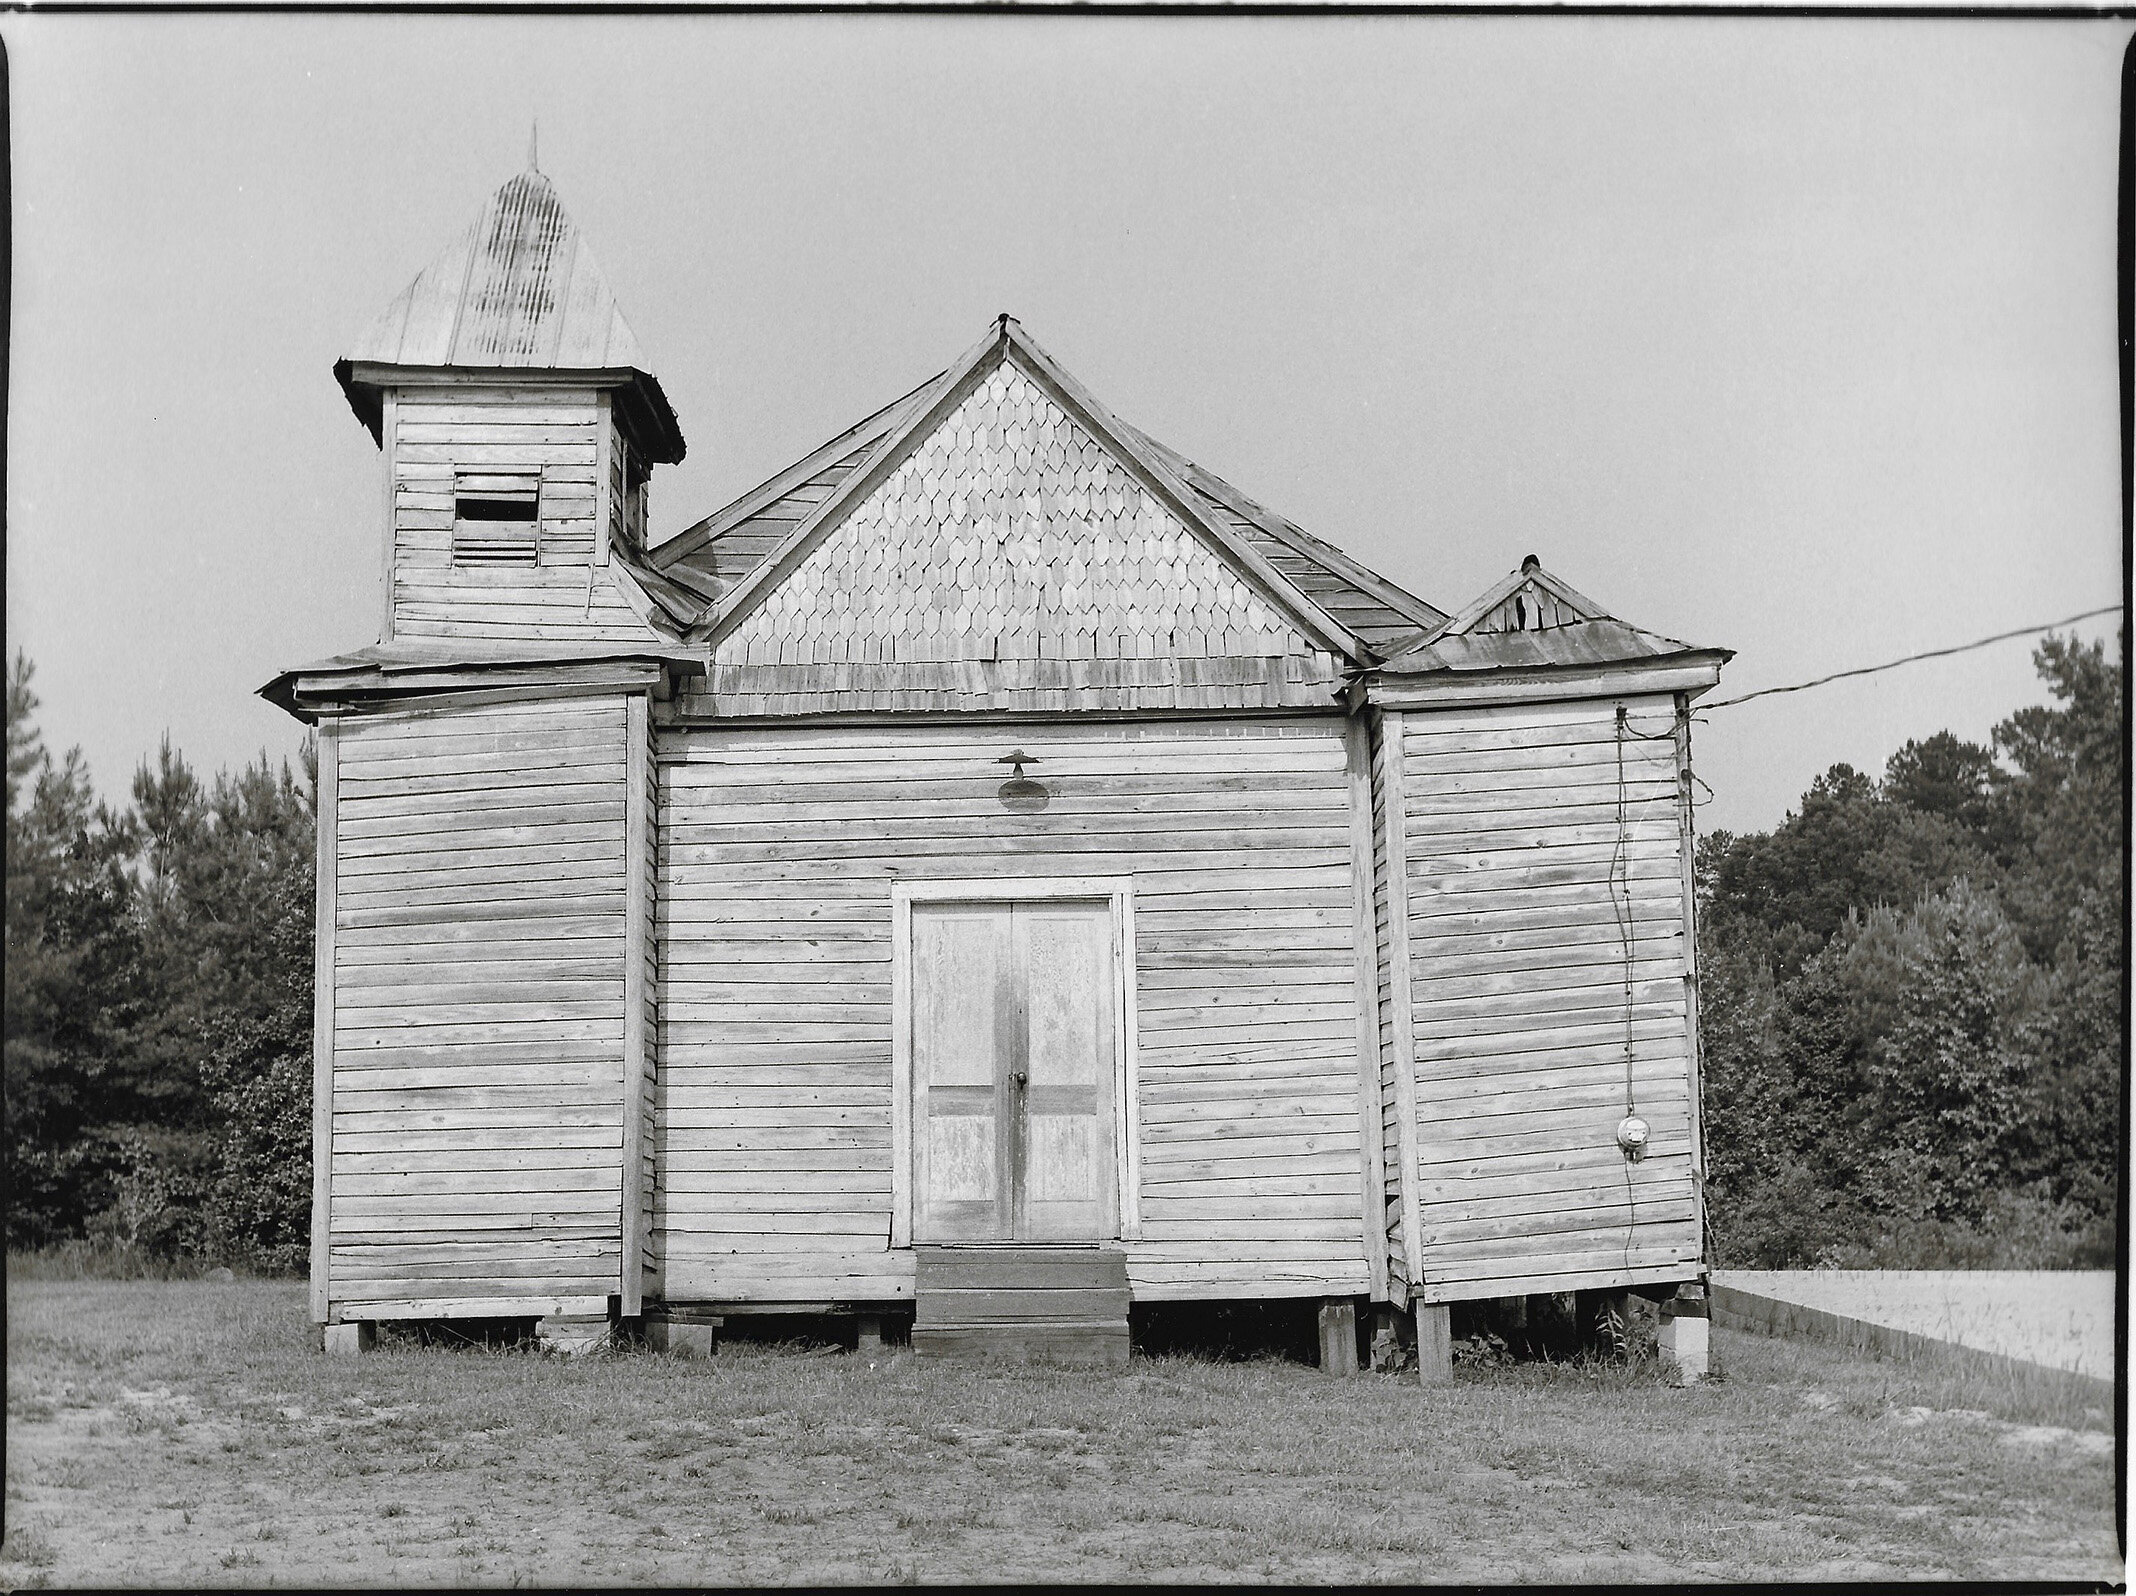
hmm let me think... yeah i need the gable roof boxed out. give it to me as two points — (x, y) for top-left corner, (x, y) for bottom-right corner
(1379, 555), (1729, 676)
(1114, 422), (1446, 651)
(648, 318), (1439, 665)
(334, 167), (684, 463)
(648, 379), (935, 599)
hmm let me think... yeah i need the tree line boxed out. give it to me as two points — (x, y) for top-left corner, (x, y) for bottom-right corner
(6, 654), (315, 1268)
(1697, 631), (2124, 1268)
(3, 634), (2123, 1272)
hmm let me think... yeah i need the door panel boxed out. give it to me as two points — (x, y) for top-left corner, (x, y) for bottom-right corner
(911, 897), (1118, 1244)
(1015, 904), (1116, 1241)
(912, 905), (1012, 1241)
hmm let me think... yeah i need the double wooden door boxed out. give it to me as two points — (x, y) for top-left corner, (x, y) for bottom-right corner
(910, 900), (1118, 1243)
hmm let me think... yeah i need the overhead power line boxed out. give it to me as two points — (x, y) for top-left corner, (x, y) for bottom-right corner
(1702, 604), (2125, 712)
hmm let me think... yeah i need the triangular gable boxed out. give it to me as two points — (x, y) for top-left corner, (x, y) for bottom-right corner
(1430, 556), (1614, 641)
(698, 320), (1364, 665)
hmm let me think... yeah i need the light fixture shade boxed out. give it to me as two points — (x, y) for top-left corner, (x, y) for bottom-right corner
(996, 749), (1048, 812)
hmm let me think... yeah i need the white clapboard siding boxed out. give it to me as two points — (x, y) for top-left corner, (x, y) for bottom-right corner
(653, 717), (1371, 1304)
(388, 392), (663, 645)
(1400, 694), (1700, 1303)
(328, 695), (634, 1318)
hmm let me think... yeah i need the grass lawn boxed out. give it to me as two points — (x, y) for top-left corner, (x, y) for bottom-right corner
(2, 1279), (2120, 1587)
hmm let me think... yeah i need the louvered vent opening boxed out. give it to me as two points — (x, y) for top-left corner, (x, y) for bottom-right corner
(454, 469), (541, 565)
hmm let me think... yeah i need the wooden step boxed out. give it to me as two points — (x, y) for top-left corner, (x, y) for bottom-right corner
(912, 1247), (1130, 1365)
(913, 1285), (1130, 1327)
(914, 1246), (1128, 1293)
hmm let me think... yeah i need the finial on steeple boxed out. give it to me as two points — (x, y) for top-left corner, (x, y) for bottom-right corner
(528, 120), (540, 173)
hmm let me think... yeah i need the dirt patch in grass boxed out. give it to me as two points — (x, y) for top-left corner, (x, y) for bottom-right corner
(2, 1281), (2119, 1587)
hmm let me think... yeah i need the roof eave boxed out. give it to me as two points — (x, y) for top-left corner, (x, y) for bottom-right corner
(259, 647), (708, 723)
(1361, 649), (1733, 710)
(333, 361), (685, 464)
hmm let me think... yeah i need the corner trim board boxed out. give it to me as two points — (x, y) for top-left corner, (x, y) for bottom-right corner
(621, 691), (649, 1317)
(1674, 693), (1708, 1264)
(1345, 716), (1390, 1302)
(595, 391), (615, 569)
(379, 395), (398, 643)
(310, 723), (339, 1325)
(1381, 710), (1426, 1287)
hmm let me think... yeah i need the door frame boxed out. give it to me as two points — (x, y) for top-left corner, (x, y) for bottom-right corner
(890, 876), (1141, 1248)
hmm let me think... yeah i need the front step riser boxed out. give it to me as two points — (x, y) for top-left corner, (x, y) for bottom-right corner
(914, 1287), (1129, 1326)
(912, 1246), (1129, 1363)
(914, 1255), (1128, 1293)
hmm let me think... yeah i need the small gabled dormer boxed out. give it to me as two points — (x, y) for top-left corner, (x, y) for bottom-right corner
(334, 165), (686, 644)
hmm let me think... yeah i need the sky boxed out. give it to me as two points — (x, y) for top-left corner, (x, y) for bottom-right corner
(5, 15), (2126, 838)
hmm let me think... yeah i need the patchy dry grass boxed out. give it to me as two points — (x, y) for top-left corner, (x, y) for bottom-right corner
(1, 1280), (2119, 1587)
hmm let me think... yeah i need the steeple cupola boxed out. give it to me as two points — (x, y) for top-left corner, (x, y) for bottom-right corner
(336, 165), (685, 644)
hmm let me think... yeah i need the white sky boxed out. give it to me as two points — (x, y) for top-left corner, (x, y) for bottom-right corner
(4, 15), (2125, 837)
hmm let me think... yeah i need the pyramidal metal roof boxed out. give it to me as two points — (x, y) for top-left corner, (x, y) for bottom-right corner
(335, 168), (684, 462)
(1377, 555), (1730, 676)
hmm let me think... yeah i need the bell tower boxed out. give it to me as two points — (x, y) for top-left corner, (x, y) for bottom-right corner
(334, 165), (686, 644)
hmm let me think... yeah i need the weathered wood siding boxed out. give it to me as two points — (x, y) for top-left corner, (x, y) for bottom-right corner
(652, 717), (1371, 1303)
(326, 695), (634, 1318)
(388, 389), (659, 644)
(1400, 694), (1701, 1302)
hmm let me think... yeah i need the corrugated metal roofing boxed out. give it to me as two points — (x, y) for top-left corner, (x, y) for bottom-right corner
(337, 169), (683, 462)
(349, 171), (649, 371)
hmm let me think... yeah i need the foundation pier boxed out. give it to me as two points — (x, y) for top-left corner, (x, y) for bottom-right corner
(1317, 1300), (1360, 1375)
(1415, 1302), (1452, 1386)
(322, 1321), (375, 1356)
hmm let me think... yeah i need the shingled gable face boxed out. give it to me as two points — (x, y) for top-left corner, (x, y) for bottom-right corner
(649, 318), (1459, 716)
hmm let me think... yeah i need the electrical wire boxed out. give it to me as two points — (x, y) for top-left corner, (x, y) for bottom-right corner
(1701, 604), (2122, 711)
(1610, 706), (1640, 1275)
(1611, 710), (1637, 1122)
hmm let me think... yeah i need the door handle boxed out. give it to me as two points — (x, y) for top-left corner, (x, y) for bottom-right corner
(1012, 1069), (1028, 1088)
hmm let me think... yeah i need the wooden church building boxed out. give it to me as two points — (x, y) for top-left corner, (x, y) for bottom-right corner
(266, 167), (1730, 1374)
